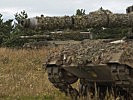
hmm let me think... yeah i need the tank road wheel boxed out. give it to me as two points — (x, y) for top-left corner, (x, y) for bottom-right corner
(79, 79), (95, 97)
(61, 69), (78, 84)
(46, 65), (79, 99)
(79, 80), (111, 100)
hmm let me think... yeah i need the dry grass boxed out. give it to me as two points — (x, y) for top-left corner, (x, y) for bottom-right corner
(0, 47), (70, 100)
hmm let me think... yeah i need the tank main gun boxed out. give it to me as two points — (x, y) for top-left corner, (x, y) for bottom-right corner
(19, 31), (92, 40)
(21, 6), (133, 30)
(20, 35), (50, 39)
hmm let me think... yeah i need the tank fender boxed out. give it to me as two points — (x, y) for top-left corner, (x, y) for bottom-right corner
(62, 64), (113, 82)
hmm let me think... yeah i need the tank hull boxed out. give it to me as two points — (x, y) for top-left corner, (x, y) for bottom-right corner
(62, 64), (112, 82)
(45, 39), (133, 99)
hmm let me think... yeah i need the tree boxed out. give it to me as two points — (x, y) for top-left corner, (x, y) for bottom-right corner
(15, 10), (28, 24)
(5, 10), (43, 47)
(2, 11), (28, 47)
(0, 14), (13, 46)
(0, 10), (44, 47)
(76, 9), (86, 16)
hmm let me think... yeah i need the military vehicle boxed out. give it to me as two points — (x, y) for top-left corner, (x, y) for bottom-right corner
(20, 6), (133, 48)
(21, 6), (133, 99)
(45, 39), (133, 99)
(21, 6), (133, 30)
(43, 6), (133, 99)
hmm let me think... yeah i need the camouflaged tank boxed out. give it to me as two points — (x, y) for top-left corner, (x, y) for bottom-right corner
(43, 6), (133, 99)
(44, 39), (133, 99)
(21, 7), (133, 48)
(21, 6), (133, 30)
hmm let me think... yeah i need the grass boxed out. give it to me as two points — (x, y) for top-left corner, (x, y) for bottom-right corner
(0, 47), (70, 100)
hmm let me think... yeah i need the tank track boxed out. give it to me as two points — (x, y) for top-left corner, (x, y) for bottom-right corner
(46, 64), (133, 99)
(79, 64), (133, 99)
(110, 64), (133, 98)
(47, 66), (79, 99)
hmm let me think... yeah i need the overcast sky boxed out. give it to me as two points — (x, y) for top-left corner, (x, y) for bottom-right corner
(0, 0), (133, 20)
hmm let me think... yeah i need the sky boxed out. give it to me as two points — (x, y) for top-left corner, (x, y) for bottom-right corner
(0, 0), (133, 20)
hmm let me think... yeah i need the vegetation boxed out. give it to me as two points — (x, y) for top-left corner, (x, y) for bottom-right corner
(15, 10), (28, 24)
(0, 11), (43, 47)
(0, 47), (71, 100)
(76, 9), (86, 16)
(0, 14), (13, 46)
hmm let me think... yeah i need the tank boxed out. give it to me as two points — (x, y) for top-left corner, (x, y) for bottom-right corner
(42, 6), (133, 99)
(44, 39), (133, 99)
(21, 7), (133, 30)
(20, 7), (133, 48)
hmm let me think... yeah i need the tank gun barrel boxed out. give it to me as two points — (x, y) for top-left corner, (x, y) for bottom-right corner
(19, 31), (91, 40)
(20, 35), (50, 39)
